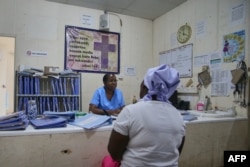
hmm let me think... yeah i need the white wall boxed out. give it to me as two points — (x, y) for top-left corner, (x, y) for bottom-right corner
(0, 37), (15, 116)
(153, 0), (249, 116)
(0, 0), (249, 116)
(0, 0), (153, 112)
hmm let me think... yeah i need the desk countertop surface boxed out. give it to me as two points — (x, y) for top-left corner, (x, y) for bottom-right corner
(0, 115), (247, 137)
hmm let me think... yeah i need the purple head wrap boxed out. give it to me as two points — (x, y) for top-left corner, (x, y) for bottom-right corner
(142, 64), (180, 102)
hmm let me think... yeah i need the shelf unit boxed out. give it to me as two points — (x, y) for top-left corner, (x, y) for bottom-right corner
(15, 72), (81, 114)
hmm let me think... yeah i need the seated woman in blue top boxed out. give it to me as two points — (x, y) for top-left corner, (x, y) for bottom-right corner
(89, 73), (125, 116)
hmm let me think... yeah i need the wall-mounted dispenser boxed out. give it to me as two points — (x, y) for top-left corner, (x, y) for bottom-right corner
(99, 13), (109, 31)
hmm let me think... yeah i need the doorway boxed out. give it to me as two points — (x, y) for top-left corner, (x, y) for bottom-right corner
(0, 36), (15, 116)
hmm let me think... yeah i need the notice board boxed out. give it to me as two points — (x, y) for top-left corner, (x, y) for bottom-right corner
(64, 25), (120, 74)
(159, 44), (193, 78)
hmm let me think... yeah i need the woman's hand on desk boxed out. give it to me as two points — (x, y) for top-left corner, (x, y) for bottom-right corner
(89, 104), (122, 116)
(105, 109), (121, 116)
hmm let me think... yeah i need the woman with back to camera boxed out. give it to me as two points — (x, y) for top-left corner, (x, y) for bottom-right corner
(103, 64), (186, 167)
(89, 73), (125, 116)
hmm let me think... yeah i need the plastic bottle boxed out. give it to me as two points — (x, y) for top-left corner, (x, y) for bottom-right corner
(132, 96), (137, 104)
(196, 100), (204, 111)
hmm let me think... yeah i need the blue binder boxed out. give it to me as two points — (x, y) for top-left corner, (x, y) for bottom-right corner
(63, 78), (67, 95)
(30, 77), (34, 94)
(18, 97), (23, 111)
(52, 97), (59, 112)
(59, 78), (63, 95)
(18, 76), (23, 94)
(55, 79), (59, 95)
(34, 77), (40, 94)
(51, 79), (56, 94)
(39, 97), (43, 115)
(67, 97), (71, 111)
(42, 97), (46, 114)
(63, 98), (67, 111)
(74, 77), (79, 95)
(71, 97), (75, 111)
(74, 97), (79, 110)
(71, 78), (75, 95)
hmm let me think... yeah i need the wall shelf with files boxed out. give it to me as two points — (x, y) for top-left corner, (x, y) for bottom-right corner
(15, 71), (82, 115)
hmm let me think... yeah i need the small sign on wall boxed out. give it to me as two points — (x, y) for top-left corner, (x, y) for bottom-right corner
(125, 66), (136, 76)
(81, 14), (94, 28)
(26, 50), (48, 57)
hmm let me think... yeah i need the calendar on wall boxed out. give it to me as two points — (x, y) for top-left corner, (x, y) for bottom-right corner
(159, 44), (193, 78)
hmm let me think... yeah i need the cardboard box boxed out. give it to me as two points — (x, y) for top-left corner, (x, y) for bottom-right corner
(44, 66), (60, 75)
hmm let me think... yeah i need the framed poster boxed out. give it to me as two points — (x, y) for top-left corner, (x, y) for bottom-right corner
(64, 25), (120, 74)
(159, 44), (193, 78)
(222, 30), (245, 62)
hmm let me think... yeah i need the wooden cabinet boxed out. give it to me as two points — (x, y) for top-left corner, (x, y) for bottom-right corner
(15, 72), (81, 114)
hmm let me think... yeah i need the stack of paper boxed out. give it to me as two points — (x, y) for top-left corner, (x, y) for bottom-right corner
(43, 111), (75, 122)
(69, 113), (112, 129)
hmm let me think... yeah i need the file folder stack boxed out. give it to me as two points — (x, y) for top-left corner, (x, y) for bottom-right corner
(0, 111), (29, 131)
(29, 115), (67, 129)
(43, 111), (75, 122)
(17, 70), (81, 113)
(69, 113), (112, 129)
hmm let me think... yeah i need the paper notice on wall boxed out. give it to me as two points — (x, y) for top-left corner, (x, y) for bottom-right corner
(26, 50), (48, 57)
(211, 69), (231, 96)
(230, 2), (245, 26)
(196, 20), (206, 38)
(194, 54), (210, 67)
(81, 14), (95, 28)
(210, 51), (222, 70)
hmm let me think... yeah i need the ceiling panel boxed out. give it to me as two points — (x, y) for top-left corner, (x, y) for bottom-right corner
(47, 0), (187, 20)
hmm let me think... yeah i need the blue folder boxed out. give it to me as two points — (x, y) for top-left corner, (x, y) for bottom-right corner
(43, 111), (75, 122)
(59, 78), (63, 94)
(71, 78), (75, 95)
(18, 76), (23, 94)
(0, 111), (29, 131)
(55, 79), (59, 95)
(183, 114), (198, 121)
(63, 97), (67, 111)
(74, 78), (79, 95)
(30, 116), (67, 129)
(18, 97), (23, 111)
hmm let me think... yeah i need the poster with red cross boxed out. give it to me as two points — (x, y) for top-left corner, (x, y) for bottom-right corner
(65, 25), (120, 73)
